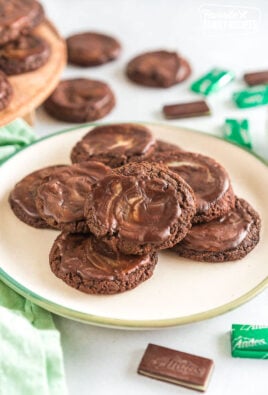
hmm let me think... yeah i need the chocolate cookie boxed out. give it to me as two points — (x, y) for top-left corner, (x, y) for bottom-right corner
(0, 0), (44, 46)
(67, 31), (121, 66)
(9, 165), (64, 229)
(49, 232), (158, 295)
(173, 198), (261, 262)
(0, 70), (13, 111)
(148, 151), (235, 223)
(35, 161), (111, 233)
(85, 162), (196, 255)
(0, 34), (50, 75)
(43, 78), (115, 123)
(71, 123), (156, 168)
(155, 140), (183, 154)
(126, 50), (191, 88)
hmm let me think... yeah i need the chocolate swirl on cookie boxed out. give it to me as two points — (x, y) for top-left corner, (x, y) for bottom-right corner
(183, 210), (251, 252)
(173, 198), (261, 262)
(87, 174), (181, 243)
(85, 162), (196, 255)
(149, 151), (235, 223)
(49, 232), (158, 294)
(36, 161), (111, 233)
(9, 165), (64, 228)
(71, 123), (156, 168)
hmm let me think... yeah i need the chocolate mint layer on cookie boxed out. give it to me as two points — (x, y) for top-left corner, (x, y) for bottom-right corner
(126, 50), (191, 88)
(36, 161), (111, 233)
(71, 123), (156, 168)
(173, 198), (261, 262)
(85, 162), (196, 255)
(0, 0), (44, 46)
(154, 140), (183, 154)
(49, 232), (158, 295)
(0, 34), (50, 75)
(44, 78), (115, 123)
(67, 31), (121, 66)
(0, 70), (13, 111)
(9, 165), (64, 229)
(148, 151), (235, 223)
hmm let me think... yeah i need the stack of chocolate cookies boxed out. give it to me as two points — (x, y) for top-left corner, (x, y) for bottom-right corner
(0, 0), (50, 111)
(9, 123), (261, 295)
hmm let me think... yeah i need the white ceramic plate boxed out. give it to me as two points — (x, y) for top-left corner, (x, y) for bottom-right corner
(0, 123), (267, 329)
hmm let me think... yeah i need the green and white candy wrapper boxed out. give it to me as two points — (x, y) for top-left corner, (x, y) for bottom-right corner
(231, 324), (268, 359)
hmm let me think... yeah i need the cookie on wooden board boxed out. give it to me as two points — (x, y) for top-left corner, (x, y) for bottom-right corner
(0, 34), (50, 75)
(0, 70), (13, 111)
(0, 0), (44, 45)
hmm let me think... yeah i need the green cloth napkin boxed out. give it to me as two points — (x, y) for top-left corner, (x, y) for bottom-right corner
(0, 119), (36, 164)
(0, 280), (67, 395)
(0, 119), (67, 394)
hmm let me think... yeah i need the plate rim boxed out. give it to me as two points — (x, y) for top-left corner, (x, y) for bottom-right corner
(1, 121), (268, 329)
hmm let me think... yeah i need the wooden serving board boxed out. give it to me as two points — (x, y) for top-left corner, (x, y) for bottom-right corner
(0, 19), (67, 127)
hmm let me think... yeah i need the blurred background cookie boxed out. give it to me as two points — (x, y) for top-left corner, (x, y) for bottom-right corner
(0, 70), (13, 111)
(67, 31), (121, 66)
(0, 0), (44, 45)
(43, 78), (115, 122)
(0, 34), (50, 75)
(126, 50), (191, 88)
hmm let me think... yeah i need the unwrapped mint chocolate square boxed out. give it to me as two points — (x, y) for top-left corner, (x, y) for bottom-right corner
(138, 343), (214, 392)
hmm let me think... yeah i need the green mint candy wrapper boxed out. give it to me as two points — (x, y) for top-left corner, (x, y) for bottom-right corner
(231, 324), (268, 359)
(191, 68), (235, 95)
(232, 350), (268, 359)
(223, 119), (252, 149)
(233, 86), (268, 108)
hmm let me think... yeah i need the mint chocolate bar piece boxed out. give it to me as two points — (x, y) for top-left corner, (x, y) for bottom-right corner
(244, 71), (268, 86)
(138, 343), (214, 392)
(163, 100), (211, 119)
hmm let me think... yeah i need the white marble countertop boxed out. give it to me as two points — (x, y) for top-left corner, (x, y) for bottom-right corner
(37, 1), (268, 394)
